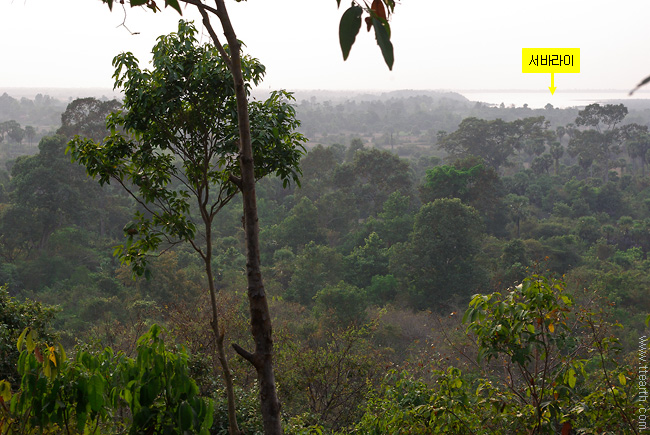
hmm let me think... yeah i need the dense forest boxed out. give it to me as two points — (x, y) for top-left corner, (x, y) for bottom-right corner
(1, 47), (650, 434)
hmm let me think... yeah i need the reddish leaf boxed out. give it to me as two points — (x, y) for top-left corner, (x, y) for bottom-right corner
(371, 0), (387, 20)
(365, 16), (372, 32)
(34, 347), (43, 363)
(562, 422), (572, 435)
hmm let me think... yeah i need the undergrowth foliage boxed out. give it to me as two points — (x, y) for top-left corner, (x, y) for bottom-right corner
(349, 276), (638, 435)
(0, 275), (640, 434)
(0, 325), (212, 434)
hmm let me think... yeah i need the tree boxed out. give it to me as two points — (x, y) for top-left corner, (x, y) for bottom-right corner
(0, 285), (58, 386)
(372, 191), (414, 246)
(575, 103), (627, 131)
(343, 231), (389, 288)
(7, 123), (24, 144)
(314, 281), (368, 326)
(285, 242), (343, 306)
(567, 129), (603, 178)
(343, 148), (412, 217)
(273, 197), (326, 250)
(464, 276), (638, 434)
(439, 117), (548, 171)
(619, 123), (650, 177)
(504, 193), (530, 238)
(345, 137), (365, 162)
(392, 198), (486, 309)
(24, 125), (36, 145)
(549, 141), (564, 175)
(4, 325), (214, 434)
(0, 136), (92, 258)
(530, 153), (553, 175)
(419, 157), (506, 235)
(88, 1), (398, 432)
(67, 21), (305, 435)
(575, 215), (601, 245)
(421, 157), (502, 210)
(299, 144), (339, 184)
(57, 97), (122, 142)
(572, 103), (628, 182)
(0, 120), (13, 143)
(0, 120), (22, 144)
(499, 238), (529, 284)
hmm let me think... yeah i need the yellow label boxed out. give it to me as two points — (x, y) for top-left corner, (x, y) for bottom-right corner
(522, 48), (580, 73)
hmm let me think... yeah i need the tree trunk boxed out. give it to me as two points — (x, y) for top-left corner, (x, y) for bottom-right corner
(516, 217), (520, 239)
(642, 157), (646, 178)
(204, 223), (241, 435)
(212, 2), (283, 433)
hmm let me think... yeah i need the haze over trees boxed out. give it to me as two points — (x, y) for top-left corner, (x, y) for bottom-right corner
(0, 4), (648, 430)
(2, 81), (647, 433)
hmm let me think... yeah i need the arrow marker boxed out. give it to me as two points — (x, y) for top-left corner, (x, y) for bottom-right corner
(549, 72), (556, 95)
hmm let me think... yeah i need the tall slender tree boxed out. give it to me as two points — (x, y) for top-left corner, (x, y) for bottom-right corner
(67, 21), (305, 434)
(80, 1), (396, 432)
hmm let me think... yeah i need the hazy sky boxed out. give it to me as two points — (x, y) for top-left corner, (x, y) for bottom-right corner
(2, 0), (650, 94)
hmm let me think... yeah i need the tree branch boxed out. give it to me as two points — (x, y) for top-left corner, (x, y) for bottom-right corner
(228, 173), (242, 189)
(231, 343), (257, 367)
(190, 0), (232, 69)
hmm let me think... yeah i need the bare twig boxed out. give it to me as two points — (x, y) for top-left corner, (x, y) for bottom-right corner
(117, 3), (140, 35)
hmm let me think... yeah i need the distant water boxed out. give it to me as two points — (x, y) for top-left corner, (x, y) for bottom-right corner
(458, 90), (650, 110)
(4, 87), (650, 111)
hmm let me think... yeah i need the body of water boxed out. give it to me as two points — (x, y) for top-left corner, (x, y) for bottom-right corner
(5, 87), (650, 112)
(458, 89), (650, 110)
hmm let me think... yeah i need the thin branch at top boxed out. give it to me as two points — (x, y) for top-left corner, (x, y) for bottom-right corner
(117, 3), (140, 35)
(189, 0), (232, 70)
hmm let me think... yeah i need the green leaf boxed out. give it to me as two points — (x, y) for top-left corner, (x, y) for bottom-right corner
(166, 0), (183, 14)
(133, 408), (153, 429)
(43, 359), (53, 379)
(618, 372), (627, 386)
(461, 308), (472, 324)
(140, 378), (161, 407)
(179, 401), (193, 431)
(372, 17), (394, 70)
(0, 380), (12, 402)
(57, 343), (67, 364)
(130, 0), (147, 6)
(76, 410), (88, 433)
(25, 329), (35, 353)
(202, 399), (214, 430)
(17, 327), (29, 351)
(120, 387), (133, 405)
(339, 6), (363, 61)
(567, 369), (577, 389)
(646, 314), (650, 327)
(88, 374), (105, 412)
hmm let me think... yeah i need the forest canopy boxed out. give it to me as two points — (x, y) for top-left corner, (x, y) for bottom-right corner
(0, 27), (648, 432)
